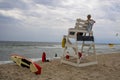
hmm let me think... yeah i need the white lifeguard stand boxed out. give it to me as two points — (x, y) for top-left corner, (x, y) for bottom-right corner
(61, 18), (98, 67)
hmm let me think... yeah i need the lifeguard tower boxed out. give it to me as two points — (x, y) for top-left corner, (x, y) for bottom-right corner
(61, 18), (98, 67)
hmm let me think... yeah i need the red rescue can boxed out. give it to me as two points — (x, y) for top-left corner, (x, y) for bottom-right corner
(42, 52), (46, 62)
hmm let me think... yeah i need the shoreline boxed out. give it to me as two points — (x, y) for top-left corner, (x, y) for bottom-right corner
(0, 52), (119, 65)
(0, 53), (120, 80)
(0, 57), (61, 65)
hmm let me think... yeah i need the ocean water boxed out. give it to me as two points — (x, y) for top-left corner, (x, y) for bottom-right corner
(0, 41), (120, 64)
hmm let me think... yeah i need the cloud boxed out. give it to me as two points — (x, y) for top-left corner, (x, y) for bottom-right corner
(0, 0), (29, 10)
(0, 0), (120, 43)
(0, 9), (27, 21)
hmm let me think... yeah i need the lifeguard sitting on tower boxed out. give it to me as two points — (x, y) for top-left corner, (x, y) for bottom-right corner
(61, 14), (97, 67)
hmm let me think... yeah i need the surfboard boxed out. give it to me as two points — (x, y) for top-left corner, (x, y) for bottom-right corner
(11, 54), (41, 75)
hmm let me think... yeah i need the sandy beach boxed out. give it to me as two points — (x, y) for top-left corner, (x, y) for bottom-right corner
(0, 53), (120, 80)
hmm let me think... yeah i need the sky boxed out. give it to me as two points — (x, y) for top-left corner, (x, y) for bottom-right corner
(0, 0), (120, 43)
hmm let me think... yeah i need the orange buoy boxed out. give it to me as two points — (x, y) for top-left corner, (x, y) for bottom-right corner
(62, 36), (66, 48)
